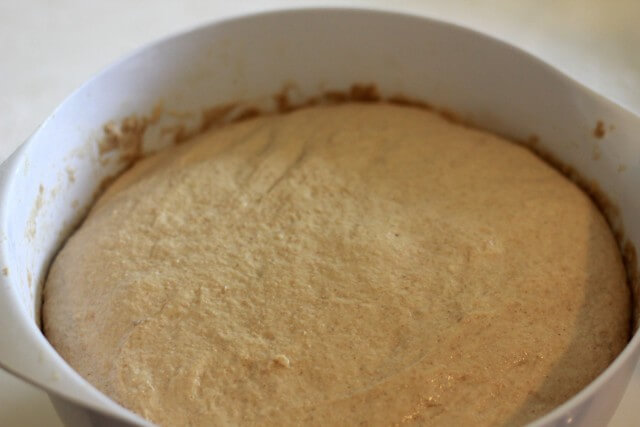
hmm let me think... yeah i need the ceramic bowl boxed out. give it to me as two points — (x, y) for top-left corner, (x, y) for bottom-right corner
(1, 8), (639, 426)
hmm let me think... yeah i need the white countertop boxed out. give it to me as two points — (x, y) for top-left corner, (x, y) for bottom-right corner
(1, 1), (638, 426)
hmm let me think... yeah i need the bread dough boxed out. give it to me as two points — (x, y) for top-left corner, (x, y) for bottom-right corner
(43, 103), (630, 426)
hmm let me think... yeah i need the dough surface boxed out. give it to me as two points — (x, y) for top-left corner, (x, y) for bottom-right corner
(43, 103), (630, 426)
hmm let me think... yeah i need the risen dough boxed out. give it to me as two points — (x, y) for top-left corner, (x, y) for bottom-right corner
(43, 103), (630, 426)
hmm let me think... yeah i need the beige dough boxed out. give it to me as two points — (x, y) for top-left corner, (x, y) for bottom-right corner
(43, 103), (630, 426)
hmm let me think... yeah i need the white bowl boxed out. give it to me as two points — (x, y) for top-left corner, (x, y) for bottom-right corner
(0, 8), (638, 427)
